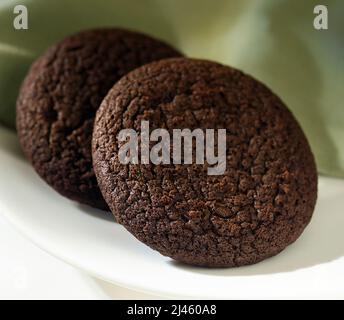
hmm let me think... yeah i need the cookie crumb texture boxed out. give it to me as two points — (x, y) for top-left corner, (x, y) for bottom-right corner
(93, 58), (317, 267)
(16, 29), (182, 210)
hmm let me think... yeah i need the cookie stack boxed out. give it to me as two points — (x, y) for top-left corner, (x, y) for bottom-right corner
(16, 28), (317, 267)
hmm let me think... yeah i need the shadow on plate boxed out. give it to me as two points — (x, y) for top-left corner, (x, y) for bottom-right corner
(76, 203), (116, 223)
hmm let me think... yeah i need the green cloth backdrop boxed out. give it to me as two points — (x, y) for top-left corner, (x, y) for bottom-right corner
(0, 0), (343, 177)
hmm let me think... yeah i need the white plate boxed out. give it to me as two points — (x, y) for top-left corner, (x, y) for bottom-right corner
(0, 125), (343, 299)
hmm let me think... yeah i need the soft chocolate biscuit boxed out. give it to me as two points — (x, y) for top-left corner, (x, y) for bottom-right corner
(16, 28), (182, 210)
(93, 58), (317, 267)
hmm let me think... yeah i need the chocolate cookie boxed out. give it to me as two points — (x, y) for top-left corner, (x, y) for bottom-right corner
(93, 58), (317, 267)
(16, 28), (182, 210)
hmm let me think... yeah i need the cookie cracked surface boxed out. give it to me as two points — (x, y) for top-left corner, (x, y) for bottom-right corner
(16, 28), (182, 210)
(93, 58), (317, 267)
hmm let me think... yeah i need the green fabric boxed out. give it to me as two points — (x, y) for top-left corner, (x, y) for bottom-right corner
(0, 0), (343, 177)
